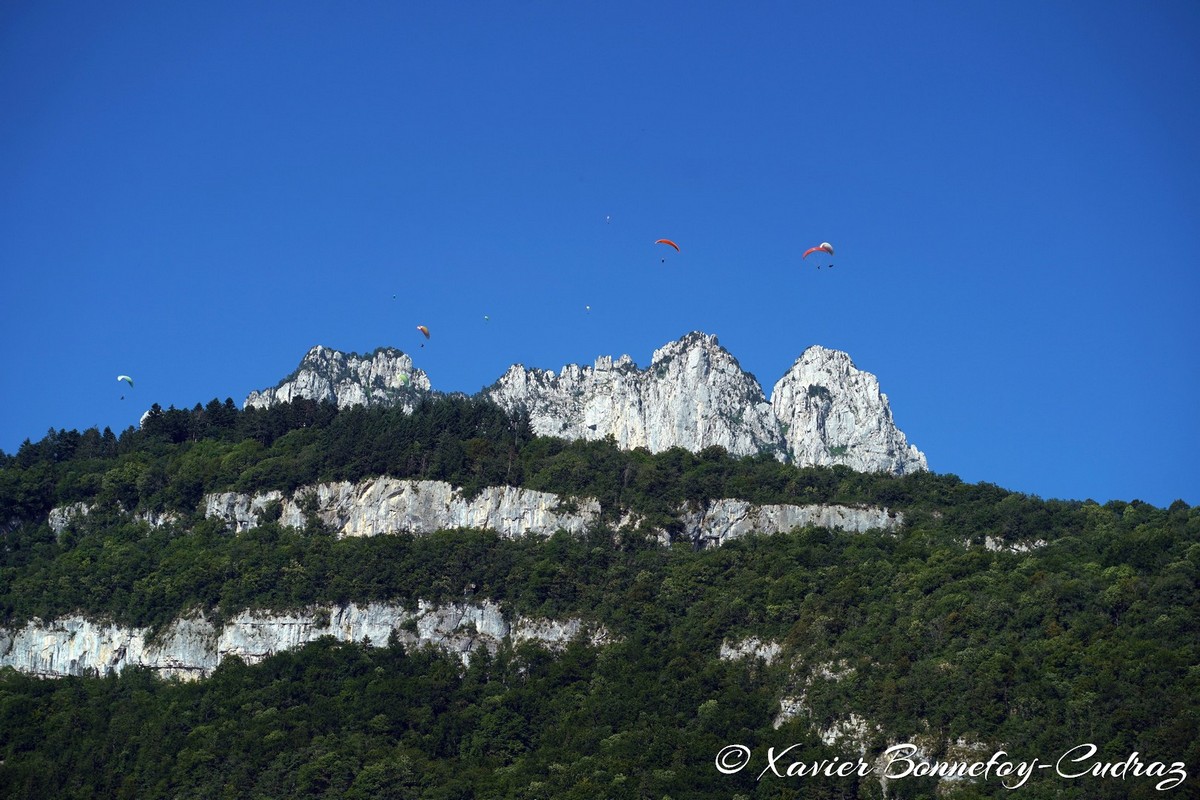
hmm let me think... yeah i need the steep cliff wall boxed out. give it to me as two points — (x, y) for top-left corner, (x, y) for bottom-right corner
(486, 332), (786, 458)
(204, 478), (600, 538)
(771, 346), (927, 474)
(245, 332), (928, 475)
(0, 601), (608, 680)
(681, 499), (902, 548)
(51, 481), (901, 544)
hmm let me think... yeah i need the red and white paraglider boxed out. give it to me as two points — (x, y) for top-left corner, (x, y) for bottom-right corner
(802, 242), (834, 269)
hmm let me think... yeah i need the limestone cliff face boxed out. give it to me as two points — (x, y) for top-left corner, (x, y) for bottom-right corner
(244, 332), (926, 475)
(47, 502), (90, 534)
(244, 345), (430, 410)
(204, 479), (599, 539)
(199, 484), (897, 546)
(486, 332), (786, 458)
(0, 614), (218, 680)
(52, 482), (897, 546)
(48, 502), (178, 537)
(0, 602), (609, 680)
(771, 346), (927, 474)
(681, 499), (902, 548)
(718, 637), (781, 665)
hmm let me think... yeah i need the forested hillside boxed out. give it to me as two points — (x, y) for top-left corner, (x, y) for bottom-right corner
(1, 398), (1196, 798)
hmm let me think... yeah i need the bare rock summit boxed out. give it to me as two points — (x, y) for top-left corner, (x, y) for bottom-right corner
(245, 345), (430, 411)
(244, 333), (927, 474)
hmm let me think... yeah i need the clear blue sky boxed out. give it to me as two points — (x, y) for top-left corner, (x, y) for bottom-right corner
(2, 1), (1197, 507)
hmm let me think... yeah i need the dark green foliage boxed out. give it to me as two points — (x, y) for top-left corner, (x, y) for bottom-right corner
(0, 400), (1197, 798)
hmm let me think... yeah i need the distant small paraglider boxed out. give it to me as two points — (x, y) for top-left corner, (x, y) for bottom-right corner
(117, 375), (134, 388)
(483, 315), (490, 322)
(417, 325), (429, 347)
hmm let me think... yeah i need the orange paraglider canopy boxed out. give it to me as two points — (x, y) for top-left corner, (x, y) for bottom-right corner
(416, 325), (430, 339)
(802, 242), (834, 259)
(655, 238), (680, 252)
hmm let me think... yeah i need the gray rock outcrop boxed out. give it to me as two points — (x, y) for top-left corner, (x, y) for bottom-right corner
(204, 479), (599, 538)
(682, 499), (902, 548)
(52, 480), (900, 546)
(244, 332), (927, 475)
(772, 346), (927, 474)
(47, 502), (90, 534)
(244, 345), (430, 410)
(47, 502), (178, 537)
(0, 601), (608, 680)
(718, 637), (782, 665)
(486, 332), (787, 458)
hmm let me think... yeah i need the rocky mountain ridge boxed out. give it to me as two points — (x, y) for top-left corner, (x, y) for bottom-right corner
(246, 332), (927, 474)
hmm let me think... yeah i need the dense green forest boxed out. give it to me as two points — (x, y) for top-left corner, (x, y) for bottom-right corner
(1, 398), (1197, 798)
